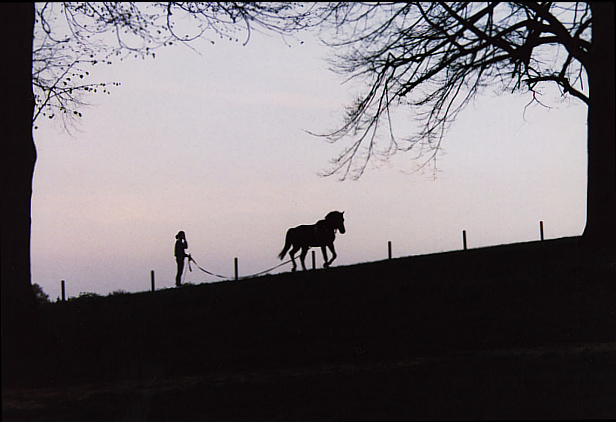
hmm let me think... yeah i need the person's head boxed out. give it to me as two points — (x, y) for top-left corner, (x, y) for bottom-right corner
(176, 231), (185, 240)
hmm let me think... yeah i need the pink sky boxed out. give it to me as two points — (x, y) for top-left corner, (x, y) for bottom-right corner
(31, 29), (587, 300)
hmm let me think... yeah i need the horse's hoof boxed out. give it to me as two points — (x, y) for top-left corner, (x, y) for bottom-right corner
(323, 263), (330, 268)
(291, 267), (297, 273)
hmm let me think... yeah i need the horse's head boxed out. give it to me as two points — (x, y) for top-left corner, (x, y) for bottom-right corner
(326, 211), (345, 234)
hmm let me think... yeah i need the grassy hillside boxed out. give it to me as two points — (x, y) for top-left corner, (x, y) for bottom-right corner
(3, 237), (616, 420)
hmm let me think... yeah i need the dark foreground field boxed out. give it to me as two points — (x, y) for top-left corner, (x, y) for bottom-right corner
(3, 237), (616, 421)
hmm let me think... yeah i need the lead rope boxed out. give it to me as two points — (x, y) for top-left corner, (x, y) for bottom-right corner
(188, 255), (293, 281)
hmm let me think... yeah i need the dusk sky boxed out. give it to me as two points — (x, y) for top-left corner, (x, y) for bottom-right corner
(31, 18), (587, 300)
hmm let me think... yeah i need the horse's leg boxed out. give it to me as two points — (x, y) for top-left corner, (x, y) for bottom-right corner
(326, 243), (337, 267)
(299, 247), (308, 271)
(321, 246), (329, 268)
(289, 245), (300, 272)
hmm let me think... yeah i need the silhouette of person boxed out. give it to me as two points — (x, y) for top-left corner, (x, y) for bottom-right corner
(174, 231), (189, 287)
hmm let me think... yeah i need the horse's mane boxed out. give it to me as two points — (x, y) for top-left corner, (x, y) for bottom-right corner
(323, 211), (343, 230)
(325, 211), (341, 220)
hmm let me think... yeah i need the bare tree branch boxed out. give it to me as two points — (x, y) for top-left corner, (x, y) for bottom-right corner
(312, 2), (591, 179)
(33, 2), (328, 129)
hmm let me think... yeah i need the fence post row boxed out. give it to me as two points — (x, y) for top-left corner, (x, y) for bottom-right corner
(141, 222), (550, 292)
(77, 221), (552, 296)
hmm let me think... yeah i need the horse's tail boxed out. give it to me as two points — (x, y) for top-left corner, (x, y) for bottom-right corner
(278, 230), (292, 260)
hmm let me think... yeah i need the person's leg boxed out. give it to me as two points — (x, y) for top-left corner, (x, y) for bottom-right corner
(176, 258), (184, 286)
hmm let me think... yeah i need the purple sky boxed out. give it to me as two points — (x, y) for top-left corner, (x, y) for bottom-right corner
(31, 27), (587, 300)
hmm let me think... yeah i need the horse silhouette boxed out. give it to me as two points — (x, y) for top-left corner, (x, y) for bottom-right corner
(278, 211), (346, 272)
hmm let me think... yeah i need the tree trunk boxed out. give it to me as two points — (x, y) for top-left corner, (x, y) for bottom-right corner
(583, 3), (616, 248)
(1, 3), (39, 367)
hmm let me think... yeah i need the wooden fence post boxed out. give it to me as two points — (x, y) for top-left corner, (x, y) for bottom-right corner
(312, 250), (316, 270)
(463, 230), (467, 250)
(61, 279), (66, 302)
(540, 221), (544, 241)
(234, 257), (238, 281)
(388, 241), (392, 260)
(151, 270), (155, 292)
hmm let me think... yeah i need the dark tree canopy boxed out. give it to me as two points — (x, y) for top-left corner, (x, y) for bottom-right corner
(32, 2), (325, 126)
(309, 2), (613, 247)
(312, 2), (592, 179)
